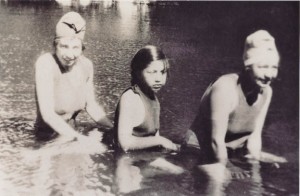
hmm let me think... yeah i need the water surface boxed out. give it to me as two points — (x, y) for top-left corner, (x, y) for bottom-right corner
(0, 1), (298, 195)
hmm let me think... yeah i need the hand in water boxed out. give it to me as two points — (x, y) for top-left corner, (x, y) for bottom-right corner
(149, 157), (184, 174)
(226, 161), (251, 179)
(245, 152), (287, 163)
(75, 132), (107, 153)
(97, 117), (114, 129)
(54, 129), (106, 154)
(158, 136), (180, 151)
(198, 163), (231, 183)
(260, 152), (287, 163)
(184, 129), (200, 149)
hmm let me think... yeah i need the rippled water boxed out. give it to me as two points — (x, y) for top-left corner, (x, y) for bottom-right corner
(0, 1), (298, 195)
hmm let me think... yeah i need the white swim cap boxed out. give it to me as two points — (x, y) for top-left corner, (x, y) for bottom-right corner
(55, 12), (86, 40)
(243, 30), (280, 66)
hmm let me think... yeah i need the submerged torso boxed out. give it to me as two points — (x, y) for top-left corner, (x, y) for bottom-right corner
(35, 53), (92, 136)
(191, 73), (269, 144)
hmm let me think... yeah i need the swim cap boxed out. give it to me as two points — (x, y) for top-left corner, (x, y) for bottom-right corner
(243, 30), (280, 66)
(55, 12), (86, 40)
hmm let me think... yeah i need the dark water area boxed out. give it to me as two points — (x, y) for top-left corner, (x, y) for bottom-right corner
(0, 1), (298, 195)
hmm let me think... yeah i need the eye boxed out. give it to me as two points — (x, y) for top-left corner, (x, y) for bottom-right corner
(146, 70), (156, 74)
(257, 65), (271, 69)
(161, 69), (167, 74)
(73, 46), (80, 49)
(59, 44), (68, 49)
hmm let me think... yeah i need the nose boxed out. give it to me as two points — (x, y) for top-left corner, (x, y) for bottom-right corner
(65, 49), (75, 60)
(264, 69), (275, 79)
(154, 73), (163, 83)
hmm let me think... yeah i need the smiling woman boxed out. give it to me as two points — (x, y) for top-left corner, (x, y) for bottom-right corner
(54, 37), (83, 71)
(185, 30), (287, 166)
(34, 11), (113, 142)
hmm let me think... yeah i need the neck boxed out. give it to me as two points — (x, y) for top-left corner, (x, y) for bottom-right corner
(239, 70), (262, 105)
(53, 54), (72, 73)
(135, 83), (156, 100)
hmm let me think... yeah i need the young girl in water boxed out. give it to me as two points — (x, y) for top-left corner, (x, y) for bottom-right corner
(113, 45), (179, 151)
(111, 46), (183, 194)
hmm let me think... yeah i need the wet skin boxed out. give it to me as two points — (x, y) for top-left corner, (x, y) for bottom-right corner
(55, 37), (83, 71)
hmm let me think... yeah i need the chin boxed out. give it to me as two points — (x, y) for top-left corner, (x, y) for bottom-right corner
(65, 62), (76, 68)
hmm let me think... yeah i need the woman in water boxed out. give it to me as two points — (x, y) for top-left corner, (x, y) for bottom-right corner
(35, 12), (112, 142)
(186, 30), (286, 165)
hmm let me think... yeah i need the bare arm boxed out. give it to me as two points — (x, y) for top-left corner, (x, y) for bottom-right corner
(117, 90), (177, 151)
(35, 55), (80, 138)
(209, 79), (236, 164)
(85, 62), (113, 128)
(245, 88), (287, 163)
(246, 87), (271, 160)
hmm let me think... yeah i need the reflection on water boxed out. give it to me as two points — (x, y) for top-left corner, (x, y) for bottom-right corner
(117, 1), (150, 40)
(115, 154), (143, 194)
(56, 0), (92, 7)
(196, 163), (232, 196)
(0, 127), (114, 195)
(0, 1), (298, 195)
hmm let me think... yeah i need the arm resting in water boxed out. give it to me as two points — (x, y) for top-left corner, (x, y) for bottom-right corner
(35, 57), (81, 138)
(209, 78), (236, 164)
(117, 90), (177, 151)
(85, 61), (113, 129)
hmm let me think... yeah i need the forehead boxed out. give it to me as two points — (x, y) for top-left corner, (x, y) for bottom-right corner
(145, 60), (166, 70)
(58, 37), (82, 46)
(251, 61), (279, 68)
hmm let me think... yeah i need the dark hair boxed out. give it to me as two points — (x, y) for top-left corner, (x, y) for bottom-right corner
(130, 45), (169, 87)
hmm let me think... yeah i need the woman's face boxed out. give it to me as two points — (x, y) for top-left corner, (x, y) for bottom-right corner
(56, 37), (82, 70)
(249, 62), (279, 88)
(142, 60), (167, 93)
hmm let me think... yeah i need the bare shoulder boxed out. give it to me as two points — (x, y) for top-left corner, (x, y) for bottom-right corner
(215, 73), (238, 86)
(119, 89), (143, 109)
(208, 74), (239, 110)
(119, 89), (145, 125)
(212, 73), (239, 93)
(79, 55), (93, 70)
(35, 53), (54, 70)
(34, 53), (56, 74)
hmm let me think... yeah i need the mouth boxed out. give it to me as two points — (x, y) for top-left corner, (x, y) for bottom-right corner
(64, 59), (76, 65)
(257, 78), (272, 85)
(152, 85), (162, 91)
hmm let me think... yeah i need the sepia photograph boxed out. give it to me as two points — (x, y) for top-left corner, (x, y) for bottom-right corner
(0, 0), (298, 195)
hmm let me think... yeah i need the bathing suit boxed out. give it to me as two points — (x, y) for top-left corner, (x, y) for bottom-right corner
(190, 73), (269, 147)
(34, 52), (91, 140)
(107, 85), (160, 149)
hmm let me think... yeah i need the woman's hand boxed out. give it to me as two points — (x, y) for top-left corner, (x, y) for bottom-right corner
(158, 136), (179, 151)
(75, 134), (107, 153)
(58, 130), (81, 142)
(226, 161), (251, 179)
(198, 163), (231, 182)
(245, 151), (287, 163)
